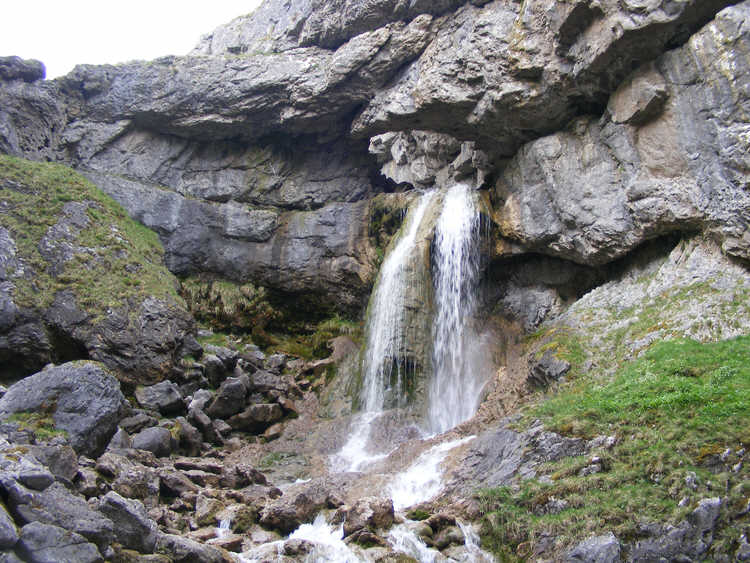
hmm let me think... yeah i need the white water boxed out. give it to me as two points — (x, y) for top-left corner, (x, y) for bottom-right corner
(329, 411), (393, 472)
(334, 191), (435, 472)
(389, 436), (475, 511)
(216, 518), (231, 539)
(361, 190), (436, 412)
(428, 183), (484, 434)
(236, 187), (494, 562)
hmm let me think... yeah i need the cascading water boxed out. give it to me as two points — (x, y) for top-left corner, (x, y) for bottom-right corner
(427, 183), (485, 434)
(333, 191), (435, 472)
(361, 190), (436, 413)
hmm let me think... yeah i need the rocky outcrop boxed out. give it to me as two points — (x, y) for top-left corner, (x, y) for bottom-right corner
(0, 156), (196, 382)
(0, 361), (127, 457)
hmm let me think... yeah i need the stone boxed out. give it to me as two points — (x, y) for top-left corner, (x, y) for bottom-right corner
(107, 427), (132, 451)
(219, 463), (267, 489)
(16, 522), (102, 563)
(527, 351), (571, 388)
(0, 57), (45, 83)
(119, 412), (159, 435)
(226, 404), (283, 432)
(28, 445), (78, 483)
(195, 495), (224, 527)
(333, 497), (395, 538)
(153, 533), (226, 563)
(10, 482), (114, 551)
(565, 532), (621, 562)
(159, 471), (198, 497)
(173, 417), (202, 457)
(205, 378), (248, 420)
(0, 362), (127, 457)
(135, 382), (185, 416)
(98, 492), (158, 553)
(203, 345), (239, 372)
(607, 63), (668, 126)
(263, 423), (283, 441)
(131, 427), (173, 458)
(0, 503), (17, 549)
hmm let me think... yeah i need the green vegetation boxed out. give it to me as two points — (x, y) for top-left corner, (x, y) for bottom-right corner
(7, 411), (68, 440)
(480, 336), (750, 560)
(180, 276), (279, 336)
(369, 193), (409, 267)
(0, 154), (182, 317)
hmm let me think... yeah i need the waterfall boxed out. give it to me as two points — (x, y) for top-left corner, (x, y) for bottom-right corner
(427, 183), (484, 434)
(361, 190), (436, 413)
(332, 190), (435, 472)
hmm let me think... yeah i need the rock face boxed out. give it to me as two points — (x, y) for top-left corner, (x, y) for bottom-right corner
(0, 361), (127, 457)
(2, 0), (745, 319)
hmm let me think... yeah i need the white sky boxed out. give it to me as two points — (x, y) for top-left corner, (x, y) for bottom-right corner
(0, 1), (264, 79)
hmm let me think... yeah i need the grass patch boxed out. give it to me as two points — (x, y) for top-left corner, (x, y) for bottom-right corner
(0, 154), (182, 317)
(480, 336), (750, 559)
(7, 411), (68, 440)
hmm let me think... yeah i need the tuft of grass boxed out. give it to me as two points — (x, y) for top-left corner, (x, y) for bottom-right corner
(7, 411), (68, 440)
(480, 336), (750, 559)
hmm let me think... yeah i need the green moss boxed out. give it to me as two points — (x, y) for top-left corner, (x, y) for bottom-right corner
(7, 411), (67, 440)
(481, 336), (750, 558)
(406, 509), (431, 521)
(0, 155), (183, 319)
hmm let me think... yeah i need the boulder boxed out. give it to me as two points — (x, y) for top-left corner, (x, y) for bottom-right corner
(333, 497), (395, 537)
(174, 417), (202, 457)
(0, 503), (17, 549)
(16, 522), (102, 563)
(131, 427), (173, 458)
(0, 361), (127, 457)
(220, 463), (267, 489)
(205, 377), (247, 420)
(135, 381), (185, 415)
(107, 427), (132, 451)
(565, 532), (621, 563)
(9, 482), (114, 551)
(28, 445), (78, 483)
(154, 533), (227, 563)
(226, 404), (283, 432)
(98, 492), (158, 553)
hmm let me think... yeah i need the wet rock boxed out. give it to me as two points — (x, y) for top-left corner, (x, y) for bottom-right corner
(0, 361), (127, 457)
(195, 495), (225, 527)
(334, 497), (395, 537)
(10, 482), (114, 551)
(345, 529), (388, 548)
(135, 381), (185, 416)
(565, 531), (621, 562)
(205, 377), (247, 419)
(208, 533), (243, 552)
(16, 522), (102, 563)
(433, 525), (464, 550)
(98, 491), (158, 553)
(131, 427), (173, 458)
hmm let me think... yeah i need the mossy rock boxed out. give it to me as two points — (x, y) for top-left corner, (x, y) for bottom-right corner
(0, 155), (194, 383)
